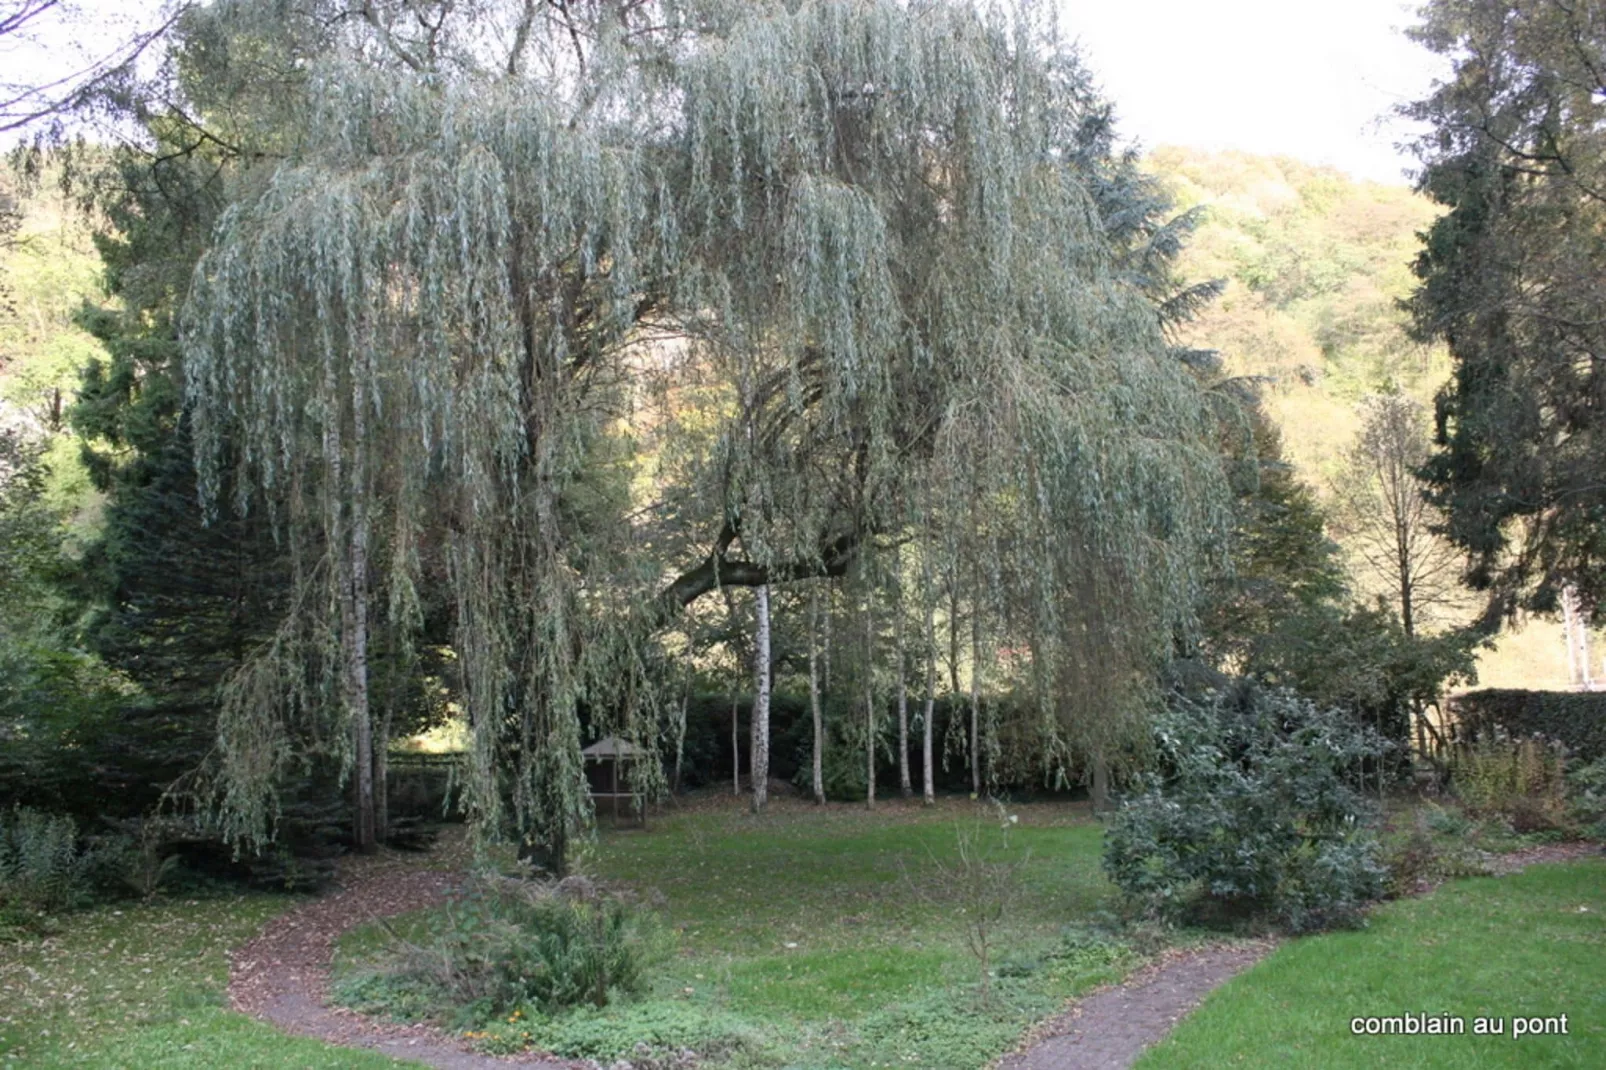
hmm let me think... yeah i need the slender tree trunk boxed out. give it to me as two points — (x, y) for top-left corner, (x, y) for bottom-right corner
(751, 584), (772, 812)
(731, 692), (741, 796)
(1563, 584), (1592, 688)
(822, 585), (832, 691)
(374, 705), (391, 845)
(340, 385), (376, 854)
(864, 596), (876, 810)
(922, 554), (937, 806)
(673, 688), (688, 795)
(895, 563), (911, 798)
(1091, 752), (1110, 814)
(947, 572), (961, 696)
(809, 587), (825, 805)
(969, 592), (981, 798)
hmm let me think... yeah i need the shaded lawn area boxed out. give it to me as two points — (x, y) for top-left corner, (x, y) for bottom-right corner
(1137, 859), (1606, 1070)
(595, 796), (1123, 1018)
(0, 894), (409, 1069)
(335, 796), (1144, 1069)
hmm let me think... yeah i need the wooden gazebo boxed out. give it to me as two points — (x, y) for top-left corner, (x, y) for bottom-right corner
(582, 735), (648, 826)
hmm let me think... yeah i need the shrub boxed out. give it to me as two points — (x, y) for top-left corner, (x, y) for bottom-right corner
(903, 802), (1028, 1003)
(344, 875), (663, 1024)
(1448, 733), (1569, 832)
(0, 807), (97, 931)
(1566, 757), (1606, 839)
(1103, 684), (1389, 932)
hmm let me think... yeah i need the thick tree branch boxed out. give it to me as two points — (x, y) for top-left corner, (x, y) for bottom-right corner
(653, 526), (862, 624)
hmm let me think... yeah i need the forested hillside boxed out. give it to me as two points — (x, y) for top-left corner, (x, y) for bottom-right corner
(1146, 146), (1581, 688)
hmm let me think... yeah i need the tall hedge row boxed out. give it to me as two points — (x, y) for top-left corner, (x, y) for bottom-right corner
(1449, 689), (1606, 760)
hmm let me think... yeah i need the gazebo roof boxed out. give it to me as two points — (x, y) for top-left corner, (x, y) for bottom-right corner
(581, 735), (644, 759)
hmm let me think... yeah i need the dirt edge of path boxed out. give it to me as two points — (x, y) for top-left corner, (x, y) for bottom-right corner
(227, 855), (575, 1069)
(992, 943), (1271, 1070)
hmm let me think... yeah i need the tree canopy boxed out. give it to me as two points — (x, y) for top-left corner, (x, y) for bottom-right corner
(177, 0), (1231, 858)
(1406, 0), (1606, 621)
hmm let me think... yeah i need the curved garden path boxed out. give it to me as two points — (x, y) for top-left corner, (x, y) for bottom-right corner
(995, 944), (1271, 1070)
(229, 839), (1600, 1070)
(996, 841), (1601, 1070)
(227, 852), (573, 1069)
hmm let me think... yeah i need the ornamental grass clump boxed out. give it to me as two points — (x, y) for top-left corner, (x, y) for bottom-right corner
(348, 875), (664, 1025)
(1103, 684), (1389, 933)
(1448, 733), (1569, 832)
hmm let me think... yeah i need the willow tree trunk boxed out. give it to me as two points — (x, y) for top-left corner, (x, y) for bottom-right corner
(339, 386), (376, 854)
(864, 599), (876, 810)
(895, 572), (911, 798)
(1091, 753), (1110, 814)
(809, 587), (825, 805)
(751, 584), (772, 812)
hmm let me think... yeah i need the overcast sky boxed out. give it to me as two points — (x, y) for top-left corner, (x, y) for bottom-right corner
(6, 1), (1449, 185)
(1059, 0), (1449, 185)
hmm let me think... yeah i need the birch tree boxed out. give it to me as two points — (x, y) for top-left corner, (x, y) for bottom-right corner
(750, 583), (772, 811)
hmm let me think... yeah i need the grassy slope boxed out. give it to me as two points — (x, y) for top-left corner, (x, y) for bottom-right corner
(1137, 859), (1606, 1069)
(0, 894), (409, 1069)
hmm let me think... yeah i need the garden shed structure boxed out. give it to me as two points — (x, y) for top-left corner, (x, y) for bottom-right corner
(582, 735), (648, 826)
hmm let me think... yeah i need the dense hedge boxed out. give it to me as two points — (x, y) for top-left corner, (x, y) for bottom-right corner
(1449, 689), (1606, 761)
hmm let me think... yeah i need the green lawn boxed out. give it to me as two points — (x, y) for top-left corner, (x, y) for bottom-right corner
(334, 796), (1147, 1069)
(0, 895), (409, 1069)
(1137, 859), (1606, 1069)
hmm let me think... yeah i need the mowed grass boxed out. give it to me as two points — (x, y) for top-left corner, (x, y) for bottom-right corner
(0, 894), (410, 1069)
(588, 796), (1116, 1013)
(1137, 859), (1606, 1070)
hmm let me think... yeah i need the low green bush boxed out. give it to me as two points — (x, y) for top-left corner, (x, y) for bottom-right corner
(0, 806), (98, 932)
(1103, 684), (1389, 933)
(474, 1001), (755, 1064)
(1379, 803), (1497, 898)
(1566, 756), (1606, 839)
(338, 875), (664, 1026)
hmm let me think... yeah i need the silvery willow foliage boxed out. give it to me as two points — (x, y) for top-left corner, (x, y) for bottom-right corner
(183, 0), (1231, 859)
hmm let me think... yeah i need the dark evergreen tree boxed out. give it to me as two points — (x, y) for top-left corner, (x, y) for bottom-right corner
(1405, 0), (1606, 619)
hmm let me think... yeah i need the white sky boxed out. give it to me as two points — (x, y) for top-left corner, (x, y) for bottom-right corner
(5, 2), (1449, 185)
(1059, 0), (1450, 185)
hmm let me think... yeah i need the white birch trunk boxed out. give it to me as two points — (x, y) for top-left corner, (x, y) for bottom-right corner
(896, 569), (911, 798)
(970, 598), (981, 798)
(809, 587), (825, 804)
(922, 561), (936, 806)
(864, 597), (876, 809)
(751, 584), (772, 812)
(731, 692), (741, 796)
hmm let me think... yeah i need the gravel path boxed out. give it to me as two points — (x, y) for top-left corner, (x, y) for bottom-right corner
(995, 945), (1270, 1070)
(228, 855), (574, 1069)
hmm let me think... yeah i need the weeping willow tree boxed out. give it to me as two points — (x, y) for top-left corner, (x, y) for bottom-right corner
(183, 0), (1230, 859)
